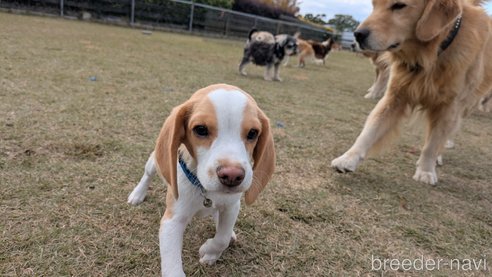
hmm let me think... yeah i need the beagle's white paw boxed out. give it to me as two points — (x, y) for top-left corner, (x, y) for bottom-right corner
(331, 152), (363, 173)
(127, 187), (147, 205)
(413, 168), (438, 185)
(199, 238), (229, 266)
(162, 270), (185, 277)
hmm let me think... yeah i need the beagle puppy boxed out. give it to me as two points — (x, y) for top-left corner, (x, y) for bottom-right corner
(128, 84), (275, 277)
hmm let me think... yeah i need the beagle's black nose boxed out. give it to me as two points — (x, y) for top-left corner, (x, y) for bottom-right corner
(217, 166), (245, 187)
(354, 29), (371, 46)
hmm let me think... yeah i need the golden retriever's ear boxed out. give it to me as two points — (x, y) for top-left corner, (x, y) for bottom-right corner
(416, 0), (462, 42)
(154, 102), (192, 200)
(245, 109), (275, 205)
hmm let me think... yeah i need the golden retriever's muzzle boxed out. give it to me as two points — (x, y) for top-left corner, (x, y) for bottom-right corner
(354, 28), (370, 50)
(355, 27), (400, 51)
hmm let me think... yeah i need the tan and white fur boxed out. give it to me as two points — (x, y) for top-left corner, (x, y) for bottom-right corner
(128, 84), (275, 276)
(296, 38), (333, 67)
(332, 0), (492, 185)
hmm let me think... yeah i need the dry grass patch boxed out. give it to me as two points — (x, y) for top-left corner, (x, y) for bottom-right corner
(1, 12), (491, 276)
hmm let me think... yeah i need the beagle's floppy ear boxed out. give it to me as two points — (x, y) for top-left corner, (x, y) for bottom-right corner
(416, 0), (462, 42)
(154, 102), (192, 200)
(245, 109), (275, 205)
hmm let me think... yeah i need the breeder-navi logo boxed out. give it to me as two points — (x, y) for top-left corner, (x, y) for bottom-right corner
(371, 255), (488, 272)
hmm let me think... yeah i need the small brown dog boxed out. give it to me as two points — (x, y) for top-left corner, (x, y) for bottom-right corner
(284, 34), (333, 67)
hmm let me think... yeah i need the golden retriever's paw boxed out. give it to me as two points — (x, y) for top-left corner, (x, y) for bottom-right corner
(445, 140), (455, 149)
(436, 155), (443, 166)
(478, 100), (491, 112)
(331, 153), (363, 173)
(413, 168), (438, 185)
(364, 87), (378, 99)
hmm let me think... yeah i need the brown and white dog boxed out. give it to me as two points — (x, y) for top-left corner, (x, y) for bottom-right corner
(298, 38), (334, 67)
(332, 0), (492, 185)
(128, 84), (275, 276)
(284, 36), (334, 67)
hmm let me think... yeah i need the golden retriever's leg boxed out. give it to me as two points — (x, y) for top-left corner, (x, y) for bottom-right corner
(413, 105), (461, 185)
(331, 95), (407, 172)
(479, 93), (492, 112)
(365, 66), (389, 99)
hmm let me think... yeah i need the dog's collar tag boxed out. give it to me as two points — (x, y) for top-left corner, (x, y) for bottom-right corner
(203, 198), (213, 208)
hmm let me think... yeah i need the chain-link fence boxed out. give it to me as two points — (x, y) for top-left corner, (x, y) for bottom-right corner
(0, 0), (331, 41)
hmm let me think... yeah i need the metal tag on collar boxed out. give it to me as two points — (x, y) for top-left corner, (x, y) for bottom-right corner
(203, 198), (213, 208)
(198, 186), (212, 207)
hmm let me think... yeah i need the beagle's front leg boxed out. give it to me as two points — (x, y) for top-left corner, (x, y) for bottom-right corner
(199, 202), (240, 265)
(159, 214), (190, 277)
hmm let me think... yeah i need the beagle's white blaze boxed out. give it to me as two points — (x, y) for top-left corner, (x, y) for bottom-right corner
(208, 89), (247, 140)
(196, 89), (253, 193)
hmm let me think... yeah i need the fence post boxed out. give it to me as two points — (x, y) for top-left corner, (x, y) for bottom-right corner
(276, 22), (280, 35)
(130, 0), (135, 25)
(188, 1), (195, 32)
(60, 0), (64, 16)
(224, 13), (229, 37)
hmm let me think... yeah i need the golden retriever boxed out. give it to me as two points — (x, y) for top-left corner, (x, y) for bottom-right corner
(332, 0), (492, 185)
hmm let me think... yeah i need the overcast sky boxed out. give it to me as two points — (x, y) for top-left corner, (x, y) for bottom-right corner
(298, 0), (492, 22)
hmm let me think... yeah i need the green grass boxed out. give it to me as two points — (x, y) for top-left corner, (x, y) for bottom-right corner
(1, 12), (491, 276)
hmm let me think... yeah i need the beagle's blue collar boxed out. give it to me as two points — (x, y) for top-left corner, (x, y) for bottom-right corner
(178, 154), (212, 207)
(178, 154), (204, 192)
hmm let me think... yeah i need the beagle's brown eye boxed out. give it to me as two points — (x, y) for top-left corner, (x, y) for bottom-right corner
(391, 2), (407, 10)
(193, 125), (209, 137)
(246, 129), (259, 141)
